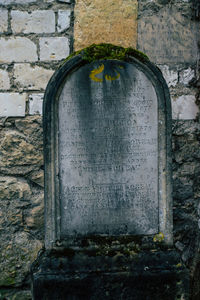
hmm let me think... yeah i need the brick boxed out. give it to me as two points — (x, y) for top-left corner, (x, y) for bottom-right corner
(0, 69), (10, 90)
(57, 10), (71, 32)
(0, 38), (37, 63)
(11, 10), (55, 34)
(74, 0), (138, 50)
(0, 0), (36, 4)
(172, 95), (199, 120)
(29, 94), (43, 115)
(13, 64), (54, 90)
(0, 9), (8, 33)
(0, 93), (26, 117)
(39, 37), (69, 61)
(158, 65), (178, 88)
(179, 67), (195, 85)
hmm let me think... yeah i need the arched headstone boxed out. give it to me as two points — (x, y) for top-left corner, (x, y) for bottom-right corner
(43, 52), (172, 248)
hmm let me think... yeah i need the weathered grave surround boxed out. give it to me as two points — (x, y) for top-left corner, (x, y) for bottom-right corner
(31, 51), (190, 299)
(44, 54), (172, 248)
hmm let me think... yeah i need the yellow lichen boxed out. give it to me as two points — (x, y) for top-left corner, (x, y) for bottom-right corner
(153, 232), (164, 242)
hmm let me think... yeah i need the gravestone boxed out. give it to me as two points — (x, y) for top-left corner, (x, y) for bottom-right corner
(31, 46), (189, 300)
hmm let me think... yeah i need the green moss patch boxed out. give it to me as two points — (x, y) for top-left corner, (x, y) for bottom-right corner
(65, 43), (149, 63)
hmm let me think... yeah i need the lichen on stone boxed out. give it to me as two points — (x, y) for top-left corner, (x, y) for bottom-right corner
(64, 43), (149, 63)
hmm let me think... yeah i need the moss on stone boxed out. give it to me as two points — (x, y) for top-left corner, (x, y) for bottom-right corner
(64, 43), (149, 63)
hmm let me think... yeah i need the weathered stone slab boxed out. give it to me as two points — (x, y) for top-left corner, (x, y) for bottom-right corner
(58, 60), (158, 236)
(74, 0), (138, 50)
(43, 53), (172, 248)
(138, 6), (199, 64)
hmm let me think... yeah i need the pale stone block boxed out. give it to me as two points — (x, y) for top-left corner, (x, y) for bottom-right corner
(159, 65), (178, 88)
(179, 67), (195, 85)
(172, 95), (199, 120)
(0, 37), (37, 63)
(29, 94), (43, 115)
(0, 69), (10, 90)
(57, 10), (71, 32)
(13, 63), (54, 90)
(0, 9), (8, 33)
(0, 93), (26, 117)
(74, 0), (138, 50)
(39, 37), (69, 61)
(11, 10), (55, 34)
(0, 0), (36, 3)
(58, 0), (71, 2)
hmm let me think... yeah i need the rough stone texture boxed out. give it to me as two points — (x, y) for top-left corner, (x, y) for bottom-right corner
(0, 232), (42, 287)
(172, 120), (200, 299)
(0, 0), (73, 297)
(32, 248), (189, 300)
(0, 69), (10, 90)
(13, 64), (54, 90)
(11, 10), (55, 34)
(0, 116), (44, 296)
(74, 0), (138, 50)
(0, 290), (32, 300)
(0, 0), (36, 3)
(39, 37), (70, 61)
(0, 116), (43, 175)
(179, 67), (195, 86)
(0, 37), (37, 63)
(57, 10), (71, 32)
(0, 93), (26, 117)
(158, 65), (178, 88)
(172, 95), (199, 120)
(29, 94), (43, 115)
(138, 1), (199, 64)
(0, 9), (8, 33)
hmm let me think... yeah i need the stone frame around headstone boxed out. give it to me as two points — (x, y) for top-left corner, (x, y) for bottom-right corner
(43, 54), (173, 249)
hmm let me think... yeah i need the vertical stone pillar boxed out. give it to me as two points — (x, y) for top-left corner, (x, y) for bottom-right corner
(74, 0), (138, 51)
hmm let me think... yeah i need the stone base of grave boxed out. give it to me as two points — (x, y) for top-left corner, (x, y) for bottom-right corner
(31, 248), (189, 300)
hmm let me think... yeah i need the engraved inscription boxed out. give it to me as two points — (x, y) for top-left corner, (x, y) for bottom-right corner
(58, 60), (158, 237)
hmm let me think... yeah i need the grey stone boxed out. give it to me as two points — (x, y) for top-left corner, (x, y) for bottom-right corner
(43, 56), (172, 248)
(29, 94), (43, 115)
(138, 5), (199, 64)
(0, 93), (26, 117)
(172, 95), (199, 120)
(58, 61), (159, 236)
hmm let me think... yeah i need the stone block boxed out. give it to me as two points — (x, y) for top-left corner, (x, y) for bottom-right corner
(0, 9), (8, 33)
(0, 0), (36, 3)
(29, 94), (43, 115)
(0, 231), (42, 287)
(0, 37), (37, 63)
(0, 176), (31, 201)
(0, 129), (43, 168)
(58, 0), (71, 2)
(179, 67), (195, 85)
(57, 10), (71, 32)
(11, 10), (55, 34)
(13, 64), (54, 90)
(159, 65), (178, 88)
(0, 69), (10, 90)
(0, 93), (26, 117)
(39, 37), (69, 61)
(74, 0), (138, 50)
(172, 95), (199, 120)
(138, 5), (198, 64)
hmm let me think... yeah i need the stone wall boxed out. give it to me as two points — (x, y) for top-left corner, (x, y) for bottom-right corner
(0, 0), (73, 298)
(0, 0), (199, 299)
